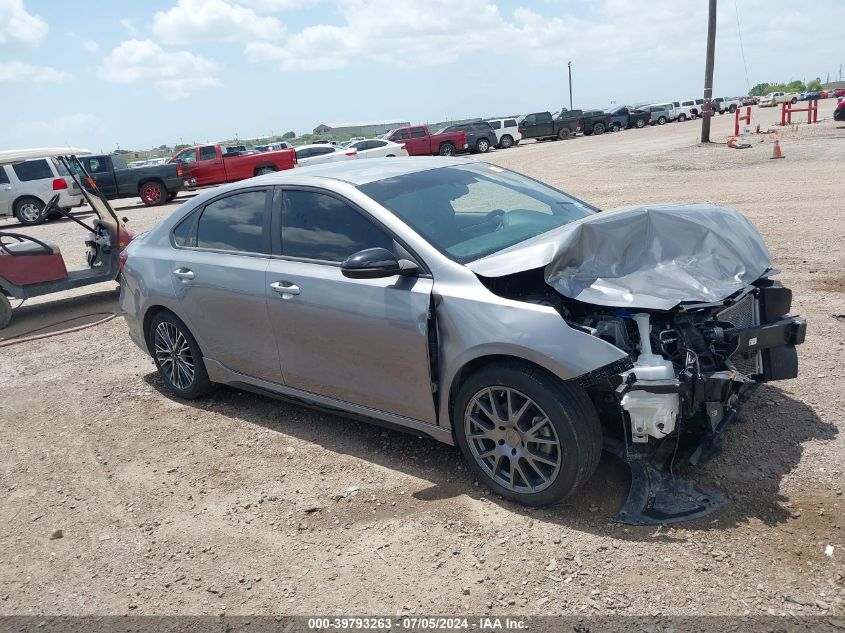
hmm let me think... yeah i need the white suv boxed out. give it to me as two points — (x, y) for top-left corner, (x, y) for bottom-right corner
(0, 157), (83, 226)
(484, 117), (521, 149)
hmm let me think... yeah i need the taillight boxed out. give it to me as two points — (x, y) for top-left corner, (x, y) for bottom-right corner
(52, 178), (68, 191)
(577, 119), (583, 127)
(176, 165), (183, 177)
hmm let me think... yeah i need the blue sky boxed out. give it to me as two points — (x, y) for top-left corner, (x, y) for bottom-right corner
(1, 0), (842, 152)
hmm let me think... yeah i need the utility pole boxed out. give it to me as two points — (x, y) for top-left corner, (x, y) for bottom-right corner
(568, 61), (573, 111)
(701, 0), (717, 143)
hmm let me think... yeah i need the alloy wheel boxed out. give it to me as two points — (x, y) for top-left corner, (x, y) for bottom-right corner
(464, 387), (562, 493)
(18, 202), (42, 223)
(154, 321), (195, 390)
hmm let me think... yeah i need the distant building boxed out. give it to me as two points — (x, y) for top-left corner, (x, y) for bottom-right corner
(312, 120), (410, 137)
(822, 81), (845, 91)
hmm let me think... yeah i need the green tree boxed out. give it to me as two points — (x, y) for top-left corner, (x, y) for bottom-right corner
(785, 79), (806, 92)
(749, 82), (771, 96)
(281, 131), (296, 140)
(174, 144), (191, 151)
(806, 77), (822, 90)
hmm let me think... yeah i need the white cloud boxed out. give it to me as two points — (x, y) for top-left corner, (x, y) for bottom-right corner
(0, 61), (70, 83)
(97, 39), (222, 100)
(235, 0), (710, 74)
(153, 0), (285, 44)
(239, 0), (319, 10)
(81, 39), (99, 53)
(246, 0), (506, 71)
(120, 17), (139, 36)
(0, 0), (48, 46)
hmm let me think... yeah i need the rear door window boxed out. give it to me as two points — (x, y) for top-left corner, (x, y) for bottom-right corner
(12, 159), (53, 182)
(196, 190), (268, 254)
(504, 119), (517, 127)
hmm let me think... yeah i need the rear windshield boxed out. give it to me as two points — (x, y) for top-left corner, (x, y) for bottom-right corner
(12, 159), (53, 181)
(359, 163), (595, 263)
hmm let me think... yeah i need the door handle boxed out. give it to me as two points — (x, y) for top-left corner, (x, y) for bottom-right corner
(270, 281), (300, 298)
(172, 268), (195, 280)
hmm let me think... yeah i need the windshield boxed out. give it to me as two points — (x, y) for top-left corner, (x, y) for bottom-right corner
(359, 163), (596, 263)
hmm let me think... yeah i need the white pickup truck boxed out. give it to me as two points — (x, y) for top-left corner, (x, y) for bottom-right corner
(759, 92), (800, 107)
(711, 97), (742, 114)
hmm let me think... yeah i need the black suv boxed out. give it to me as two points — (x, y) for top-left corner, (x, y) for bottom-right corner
(437, 121), (497, 153)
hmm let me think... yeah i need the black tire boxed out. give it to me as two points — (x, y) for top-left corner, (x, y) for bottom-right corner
(453, 362), (602, 506)
(166, 192), (177, 202)
(635, 118), (646, 129)
(438, 143), (456, 156)
(728, 104), (737, 113)
(557, 128), (571, 140)
(499, 135), (513, 149)
(139, 181), (166, 206)
(13, 197), (46, 226)
(677, 114), (687, 122)
(657, 116), (667, 125)
(0, 294), (11, 330)
(148, 311), (213, 399)
(611, 122), (621, 132)
(593, 122), (606, 135)
(791, 97), (798, 104)
(255, 165), (276, 176)
(476, 138), (490, 153)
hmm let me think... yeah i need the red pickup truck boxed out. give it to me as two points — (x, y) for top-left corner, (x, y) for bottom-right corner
(385, 126), (468, 156)
(169, 143), (296, 188)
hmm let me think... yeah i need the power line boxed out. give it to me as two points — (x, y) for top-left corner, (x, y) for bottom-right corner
(734, 0), (751, 92)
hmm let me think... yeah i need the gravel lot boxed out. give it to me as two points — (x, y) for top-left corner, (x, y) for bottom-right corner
(1, 101), (843, 617)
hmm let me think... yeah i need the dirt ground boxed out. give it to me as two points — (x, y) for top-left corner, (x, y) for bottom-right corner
(1, 100), (844, 617)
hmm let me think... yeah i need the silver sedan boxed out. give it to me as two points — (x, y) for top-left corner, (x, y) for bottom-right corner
(120, 157), (804, 521)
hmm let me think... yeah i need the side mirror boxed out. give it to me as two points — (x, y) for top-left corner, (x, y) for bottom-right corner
(341, 247), (419, 279)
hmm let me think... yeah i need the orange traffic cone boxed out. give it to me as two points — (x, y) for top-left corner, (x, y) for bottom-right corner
(770, 138), (784, 159)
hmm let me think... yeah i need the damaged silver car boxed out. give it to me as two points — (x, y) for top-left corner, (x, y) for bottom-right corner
(120, 157), (806, 524)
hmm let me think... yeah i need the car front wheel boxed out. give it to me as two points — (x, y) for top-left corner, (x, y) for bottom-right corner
(635, 119), (645, 128)
(149, 311), (213, 399)
(454, 363), (602, 506)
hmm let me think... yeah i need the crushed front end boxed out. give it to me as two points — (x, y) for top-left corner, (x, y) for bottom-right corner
(567, 278), (806, 524)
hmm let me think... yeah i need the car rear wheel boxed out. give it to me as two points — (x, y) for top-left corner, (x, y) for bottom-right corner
(149, 311), (213, 399)
(658, 116), (667, 125)
(438, 143), (456, 156)
(635, 118), (646, 129)
(255, 165), (276, 176)
(454, 363), (602, 506)
(0, 294), (11, 330)
(499, 135), (513, 149)
(13, 197), (46, 226)
(557, 128), (571, 140)
(791, 97), (798, 104)
(729, 104), (737, 113)
(166, 192), (177, 202)
(139, 181), (166, 206)
(593, 122), (606, 135)
(611, 122), (622, 132)
(476, 138), (490, 153)
(677, 114), (687, 122)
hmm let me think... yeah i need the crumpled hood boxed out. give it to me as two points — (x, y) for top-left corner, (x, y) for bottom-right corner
(468, 203), (772, 310)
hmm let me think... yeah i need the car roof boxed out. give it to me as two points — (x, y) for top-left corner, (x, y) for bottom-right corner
(261, 156), (474, 186)
(0, 147), (90, 166)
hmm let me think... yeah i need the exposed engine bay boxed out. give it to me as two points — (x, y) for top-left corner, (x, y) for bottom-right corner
(481, 267), (807, 525)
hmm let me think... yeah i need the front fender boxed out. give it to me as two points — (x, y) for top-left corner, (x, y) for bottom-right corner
(434, 292), (627, 431)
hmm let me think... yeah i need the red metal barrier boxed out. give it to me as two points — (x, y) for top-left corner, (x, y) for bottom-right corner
(734, 106), (751, 136)
(781, 100), (818, 125)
